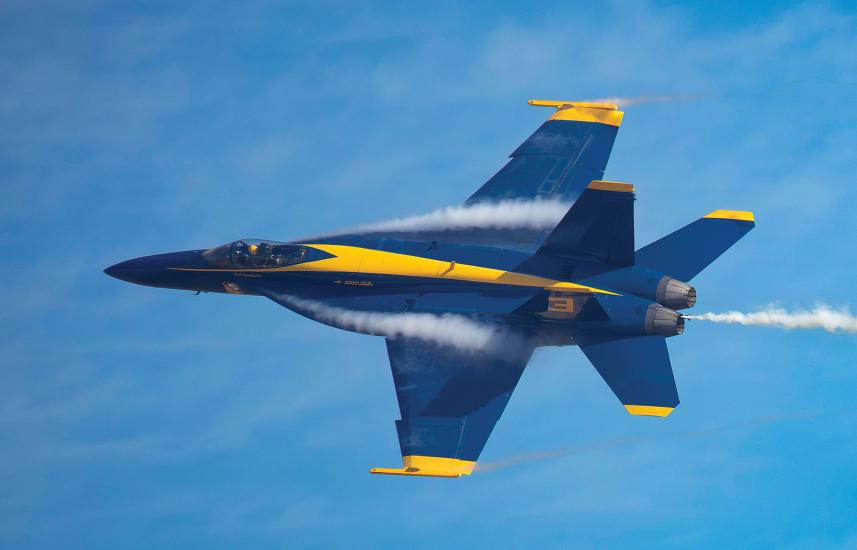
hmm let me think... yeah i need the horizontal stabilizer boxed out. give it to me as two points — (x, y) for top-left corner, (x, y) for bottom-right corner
(635, 210), (755, 281)
(577, 334), (679, 416)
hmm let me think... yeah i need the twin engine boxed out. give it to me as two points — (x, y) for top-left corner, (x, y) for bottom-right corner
(647, 276), (695, 336)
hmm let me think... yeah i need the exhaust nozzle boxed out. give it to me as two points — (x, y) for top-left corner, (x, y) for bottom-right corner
(656, 276), (697, 310)
(645, 304), (685, 337)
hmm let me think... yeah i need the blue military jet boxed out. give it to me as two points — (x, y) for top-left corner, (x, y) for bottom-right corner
(105, 99), (755, 478)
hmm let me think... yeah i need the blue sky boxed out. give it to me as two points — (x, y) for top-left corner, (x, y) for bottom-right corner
(2, 1), (856, 548)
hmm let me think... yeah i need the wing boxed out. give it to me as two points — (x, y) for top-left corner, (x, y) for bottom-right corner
(577, 334), (679, 417)
(466, 100), (623, 204)
(371, 333), (535, 477)
(320, 101), (624, 253)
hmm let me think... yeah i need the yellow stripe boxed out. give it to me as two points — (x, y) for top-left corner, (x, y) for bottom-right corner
(173, 244), (620, 295)
(309, 245), (619, 294)
(703, 210), (755, 222)
(624, 405), (675, 417)
(587, 180), (634, 193)
(370, 455), (476, 478)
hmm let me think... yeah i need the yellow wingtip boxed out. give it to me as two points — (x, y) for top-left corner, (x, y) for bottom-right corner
(370, 456), (475, 478)
(369, 467), (464, 478)
(704, 210), (755, 222)
(528, 99), (623, 126)
(528, 99), (619, 110)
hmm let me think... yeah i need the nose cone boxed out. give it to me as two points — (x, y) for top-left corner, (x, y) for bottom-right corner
(104, 250), (206, 288)
(103, 259), (137, 282)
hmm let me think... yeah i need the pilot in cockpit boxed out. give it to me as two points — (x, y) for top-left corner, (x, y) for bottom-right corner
(203, 240), (312, 269)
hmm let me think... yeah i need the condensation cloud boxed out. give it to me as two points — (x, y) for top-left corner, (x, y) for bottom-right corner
(322, 199), (567, 236)
(589, 94), (700, 108)
(275, 295), (498, 350)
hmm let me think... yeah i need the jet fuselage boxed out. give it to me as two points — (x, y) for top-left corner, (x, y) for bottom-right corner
(104, 235), (687, 344)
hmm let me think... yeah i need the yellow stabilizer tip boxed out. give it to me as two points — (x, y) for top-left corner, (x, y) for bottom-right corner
(624, 405), (675, 417)
(587, 180), (634, 193)
(704, 210), (755, 222)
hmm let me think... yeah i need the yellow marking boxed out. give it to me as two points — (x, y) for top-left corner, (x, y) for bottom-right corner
(529, 99), (619, 110)
(543, 291), (577, 319)
(547, 292), (575, 313)
(528, 99), (624, 127)
(587, 180), (634, 193)
(370, 455), (476, 478)
(704, 210), (755, 222)
(624, 405), (675, 417)
(308, 245), (619, 294)
(173, 244), (621, 295)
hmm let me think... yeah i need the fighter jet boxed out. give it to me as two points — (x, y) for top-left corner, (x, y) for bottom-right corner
(105, 99), (754, 478)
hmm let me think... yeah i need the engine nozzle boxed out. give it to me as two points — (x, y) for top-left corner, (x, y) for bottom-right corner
(656, 276), (697, 310)
(645, 304), (685, 337)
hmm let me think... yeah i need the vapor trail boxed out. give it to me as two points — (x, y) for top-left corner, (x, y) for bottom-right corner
(322, 199), (567, 236)
(589, 94), (700, 108)
(476, 410), (819, 473)
(274, 295), (497, 350)
(685, 305), (857, 334)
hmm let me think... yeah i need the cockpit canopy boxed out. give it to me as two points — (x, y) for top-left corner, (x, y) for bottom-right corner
(202, 240), (329, 269)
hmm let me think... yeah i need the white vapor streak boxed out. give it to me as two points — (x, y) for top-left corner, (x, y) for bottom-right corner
(589, 94), (698, 108)
(333, 199), (567, 235)
(276, 295), (497, 350)
(686, 305), (857, 333)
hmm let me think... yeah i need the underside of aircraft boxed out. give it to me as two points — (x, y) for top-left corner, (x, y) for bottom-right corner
(106, 99), (755, 478)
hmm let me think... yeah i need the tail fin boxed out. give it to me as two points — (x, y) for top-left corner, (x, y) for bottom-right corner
(536, 180), (635, 264)
(635, 210), (755, 281)
(515, 181), (635, 278)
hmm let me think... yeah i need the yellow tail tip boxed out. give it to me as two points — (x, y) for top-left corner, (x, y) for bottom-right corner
(704, 210), (755, 222)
